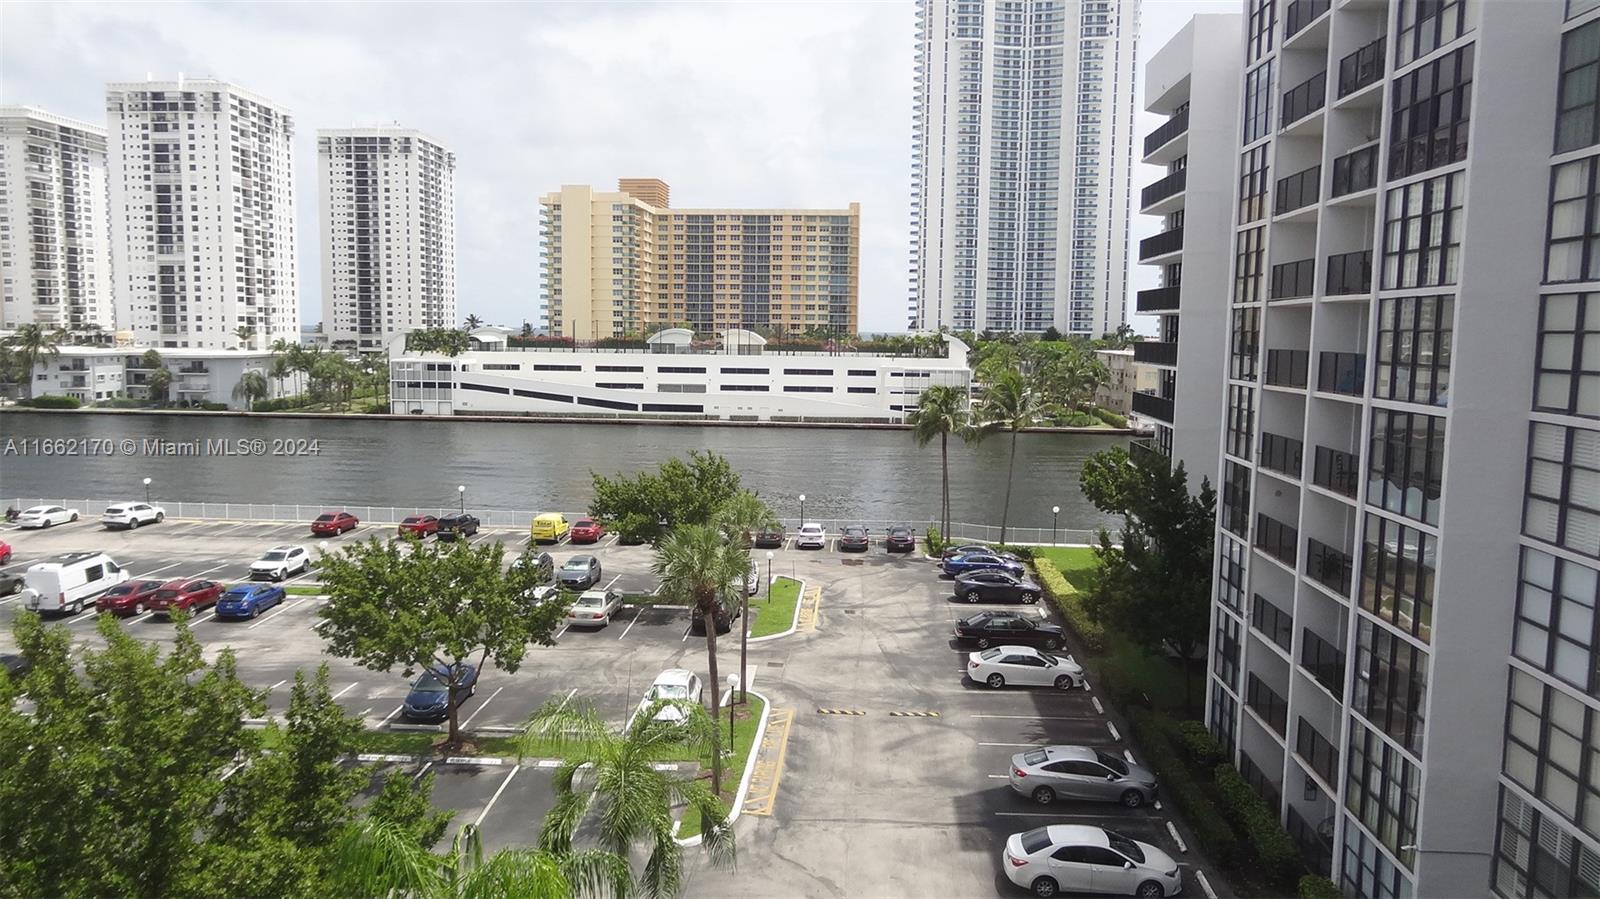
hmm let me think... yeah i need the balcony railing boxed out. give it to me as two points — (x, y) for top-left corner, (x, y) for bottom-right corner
(1136, 285), (1181, 313)
(1325, 250), (1372, 296)
(1251, 593), (1294, 653)
(1300, 627), (1347, 698)
(1240, 751), (1283, 811)
(1271, 259), (1316, 300)
(1132, 390), (1175, 423)
(1256, 513), (1300, 568)
(1246, 673), (1290, 737)
(1287, 805), (1335, 878)
(1312, 446), (1360, 498)
(1281, 71), (1328, 128)
(1306, 538), (1354, 597)
(1285, 0), (1332, 39)
(1143, 107), (1190, 157)
(1331, 144), (1379, 198)
(1337, 37), (1386, 98)
(1266, 349), (1310, 388)
(1260, 432), (1305, 478)
(1133, 341), (1179, 367)
(1317, 352), (1366, 396)
(1129, 438), (1166, 468)
(1296, 716), (1340, 791)
(1139, 227), (1185, 261)
(1142, 168), (1188, 209)
(1275, 165), (1322, 216)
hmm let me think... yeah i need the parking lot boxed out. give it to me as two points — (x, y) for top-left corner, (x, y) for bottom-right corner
(0, 515), (1223, 897)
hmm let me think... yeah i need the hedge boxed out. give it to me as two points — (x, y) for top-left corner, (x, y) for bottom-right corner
(198, 401), (230, 411)
(1299, 875), (1341, 898)
(1092, 407), (1129, 428)
(1214, 762), (1304, 890)
(17, 394), (81, 409)
(1032, 556), (1105, 653)
(1177, 720), (1225, 770)
(1126, 709), (1241, 868)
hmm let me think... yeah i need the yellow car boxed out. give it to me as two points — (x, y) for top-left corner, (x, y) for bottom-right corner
(530, 513), (571, 544)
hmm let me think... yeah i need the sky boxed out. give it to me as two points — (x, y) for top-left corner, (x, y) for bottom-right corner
(2, 0), (1237, 335)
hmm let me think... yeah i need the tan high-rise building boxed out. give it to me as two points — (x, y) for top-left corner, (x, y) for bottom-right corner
(539, 179), (859, 339)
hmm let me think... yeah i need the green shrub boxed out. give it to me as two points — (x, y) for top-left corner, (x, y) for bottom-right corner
(198, 401), (230, 411)
(991, 543), (1035, 561)
(1092, 407), (1129, 428)
(1125, 709), (1241, 869)
(1033, 556), (1105, 653)
(1214, 763), (1305, 889)
(251, 395), (311, 412)
(17, 394), (81, 409)
(93, 397), (144, 409)
(1177, 720), (1225, 769)
(924, 526), (945, 556)
(1298, 875), (1341, 899)
(1064, 411), (1098, 427)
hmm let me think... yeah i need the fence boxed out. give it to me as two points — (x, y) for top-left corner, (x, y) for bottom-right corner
(5, 498), (1105, 547)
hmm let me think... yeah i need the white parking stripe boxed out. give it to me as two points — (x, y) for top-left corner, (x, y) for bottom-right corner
(132, 562), (183, 579)
(553, 624), (569, 640)
(602, 574), (621, 590)
(332, 682), (359, 700)
(411, 761), (434, 783)
(970, 715), (1087, 721)
(190, 610), (218, 626)
(380, 703), (405, 725)
(618, 607), (644, 640)
(268, 679), (287, 691)
(1106, 722), (1121, 741)
(978, 742), (1039, 748)
(245, 602), (297, 629)
(986, 774), (1010, 779)
(994, 812), (1124, 819)
(681, 622), (693, 642)
(460, 686), (504, 728)
(472, 765), (521, 828)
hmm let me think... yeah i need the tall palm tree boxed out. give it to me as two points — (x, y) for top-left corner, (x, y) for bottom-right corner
(906, 385), (973, 541)
(233, 325), (256, 351)
(713, 491), (777, 703)
(268, 353), (293, 399)
(976, 368), (1047, 544)
(3, 323), (63, 399)
(515, 698), (733, 899)
(462, 314), (483, 331)
(232, 370), (269, 409)
(651, 524), (753, 798)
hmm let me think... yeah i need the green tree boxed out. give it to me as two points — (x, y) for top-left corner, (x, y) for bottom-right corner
(714, 490), (776, 548)
(1079, 446), (1141, 516)
(269, 353), (295, 402)
(147, 366), (172, 405)
(233, 370), (270, 408)
(315, 536), (566, 748)
(906, 384), (973, 539)
(462, 314), (483, 331)
(975, 368), (1046, 544)
(234, 325), (257, 351)
(2, 323), (64, 399)
(589, 451), (743, 545)
(406, 328), (471, 357)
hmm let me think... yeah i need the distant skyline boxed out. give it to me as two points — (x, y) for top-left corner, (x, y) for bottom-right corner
(2, 0), (1234, 335)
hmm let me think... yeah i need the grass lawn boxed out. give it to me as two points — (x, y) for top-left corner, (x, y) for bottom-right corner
(677, 693), (767, 839)
(285, 585), (325, 597)
(1030, 545), (1099, 590)
(748, 576), (802, 638)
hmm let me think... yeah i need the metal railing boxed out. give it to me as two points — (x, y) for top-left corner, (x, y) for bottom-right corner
(1246, 673), (1290, 737)
(1132, 391), (1175, 423)
(1260, 432), (1305, 479)
(1300, 627), (1347, 697)
(1136, 285), (1181, 313)
(1271, 258), (1317, 300)
(1139, 227), (1185, 261)
(1252, 593), (1295, 652)
(1318, 352), (1366, 396)
(1141, 168), (1188, 210)
(1285, 0), (1332, 39)
(1325, 250), (1373, 296)
(1275, 164), (1322, 216)
(1256, 513), (1300, 568)
(1132, 341), (1179, 367)
(1281, 71), (1327, 128)
(1306, 538), (1354, 596)
(1313, 446), (1361, 498)
(1143, 107), (1190, 157)
(1295, 716), (1340, 792)
(1331, 144), (1379, 198)
(1266, 349), (1311, 389)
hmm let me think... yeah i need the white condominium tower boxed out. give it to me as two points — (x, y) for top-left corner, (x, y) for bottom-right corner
(0, 107), (113, 330)
(318, 127), (457, 351)
(105, 78), (299, 349)
(908, 0), (1138, 336)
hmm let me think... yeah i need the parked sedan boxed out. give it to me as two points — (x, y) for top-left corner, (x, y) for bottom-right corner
(216, 582), (287, 620)
(95, 579), (167, 617)
(512, 551), (554, 584)
(942, 543), (1020, 561)
(436, 513), (480, 541)
(838, 526), (870, 552)
(565, 589), (623, 627)
(569, 518), (606, 544)
(795, 523), (826, 550)
(1001, 825), (1181, 898)
(397, 515), (440, 538)
(752, 527), (785, 549)
(147, 579), (224, 617)
(0, 569), (22, 598)
(941, 552), (1026, 578)
(0, 540), (11, 565)
(401, 664), (479, 722)
(311, 511), (359, 536)
(954, 569), (1043, 604)
(967, 645), (1083, 691)
(634, 669), (704, 725)
(954, 611), (1066, 651)
(689, 596), (741, 635)
(101, 502), (165, 529)
(556, 555), (602, 590)
(885, 526), (916, 553)
(1009, 745), (1159, 808)
(16, 505), (79, 529)
(250, 545), (311, 581)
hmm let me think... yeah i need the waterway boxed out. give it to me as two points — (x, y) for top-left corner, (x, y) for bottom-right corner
(0, 412), (1126, 530)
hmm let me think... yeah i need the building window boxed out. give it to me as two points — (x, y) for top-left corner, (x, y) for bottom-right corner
(1502, 668), (1600, 829)
(1219, 535), (1247, 613)
(1374, 295), (1454, 406)
(1222, 461), (1251, 539)
(1545, 156), (1600, 283)
(1368, 409), (1446, 525)
(1214, 613), (1241, 692)
(1492, 787), (1600, 899)
(847, 386), (877, 394)
(1558, 21), (1600, 153)
(1231, 307), (1260, 381)
(1340, 823), (1415, 899)
(1243, 61), (1275, 145)
(594, 382), (644, 390)
(1537, 294), (1600, 417)
(1524, 422), (1600, 558)
(1361, 514), (1438, 644)
(1239, 145), (1270, 225)
(1354, 618), (1430, 754)
(783, 385), (834, 393)
(1235, 227), (1267, 304)
(1226, 385), (1255, 461)
(1345, 721), (1420, 871)
(1513, 546), (1599, 694)
(1395, 0), (1472, 68)
(1209, 687), (1238, 758)
(1381, 172), (1464, 291)
(532, 363), (582, 372)
(1246, 0), (1275, 64)
(1388, 44), (1474, 179)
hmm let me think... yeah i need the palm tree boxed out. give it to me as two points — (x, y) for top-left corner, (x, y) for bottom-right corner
(713, 491), (776, 702)
(147, 367), (172, 405)
(3, 323), (64, 399)
(976, 368), (1047, 544)
(651, 524), (753, 798)
(462, 314), (483, 331)
(232, 370), (269, 409)
(233, 325), (256, 351)
(906, 385), (973, 541)
(268, 353), (293, 399)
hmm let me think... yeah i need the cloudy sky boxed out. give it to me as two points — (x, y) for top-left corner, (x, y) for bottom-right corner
(3, 0), (1235, 334)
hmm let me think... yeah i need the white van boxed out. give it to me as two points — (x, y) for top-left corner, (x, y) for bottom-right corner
(20, 552), (130, 614)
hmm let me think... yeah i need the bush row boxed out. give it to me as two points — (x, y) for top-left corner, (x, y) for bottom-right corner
(17, 395), (82, 409)
(1092, 407), (1129, 428)
(1031, 555), (1105, 653)
(251, 395), (311, 412)
(1125, 708), (1242, 868)
(1299, 875), (1341, 898)
(1213, 762), (1304, 889)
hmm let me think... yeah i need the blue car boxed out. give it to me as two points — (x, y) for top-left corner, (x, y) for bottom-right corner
(402, 663), (479, 722)
(940, 552), (1026, 578)
(215, 582), (286, 619)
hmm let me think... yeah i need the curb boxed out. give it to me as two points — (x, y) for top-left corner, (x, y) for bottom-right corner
(746, 576), (808, 644)
(673, 687), (772, 848)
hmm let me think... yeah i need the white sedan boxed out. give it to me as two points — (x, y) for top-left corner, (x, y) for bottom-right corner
(16, 505), (79, 529)
(633, 668), (705, 725)
(101, 502), (165, 530)
(968, 645), (1085, 691)
(565, 588), (623, 627)
(795, 522), (827, 549)
(249, 545), (311, 581)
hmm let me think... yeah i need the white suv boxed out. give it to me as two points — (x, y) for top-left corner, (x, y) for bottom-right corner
(250, 545), (311, 581)
(795, 523), (827, 549)
(102, 502), (165, 530)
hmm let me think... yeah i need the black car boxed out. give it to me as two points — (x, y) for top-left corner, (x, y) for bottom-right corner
(1, 653), (31, 680)
(688, 596), (742, 635)
(0, 570), (23, 597)
(952, 611), (1065, 651)
(436, 513), (481, 541)
(953, 569), (1043, 604)
(941, 543), (1020, 561)
(885, 526), (916, 553)
(839, 526), (870, 552)
(752, 527), (785, 549)
(512, 551), (554, 584)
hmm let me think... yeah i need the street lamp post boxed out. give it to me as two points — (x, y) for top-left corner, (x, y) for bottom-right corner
(798, 493), (806, 524)
(727, 674), (740, 730)
(1052, 505), (1060, 546)
(766, 551), (774, 601)
(143, 477), (152, 506)
(457, 485), (465, 514)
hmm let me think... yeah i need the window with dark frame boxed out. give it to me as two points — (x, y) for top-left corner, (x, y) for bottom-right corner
(1344, 721), (1421, 871)
(1374, 295), (1454, 406)
(1382, 172), (1465, 291)
(1501, 668), (1600, 833)
(1246, 0), (1276, 64)
(1536, 294), (1600, 418)
(1557, 20), (1600, 153)
(1222, 461), (1252, 538)
(1523, 422), (1600, 558)
(1226, 384), (1256, 461)
(1231, 306), (1261, 381)
(1235, 227), (1267, 303)
(1354, 618), (1430, 754)
(1491, 787), (1600, 899)
(1395, 0), (1472, 68)
(1367, 408), (1447, 525)
(1209, 687), (1239, 758)
(1243, 61), (1276, 145)
(1240, 144), (1271, 225)
(1360, 513), (1438, 644)
(1388, 44), (1474, 179)
(1545, 156), (1600, 283)
(1513, 545), (1599, 695)
(1219, 536), (1248, 612)
(1214, 613), (1241, 691)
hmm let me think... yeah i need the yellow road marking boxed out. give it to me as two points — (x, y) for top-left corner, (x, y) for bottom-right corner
(796, 585), (822, 632)
(742, 708), (794, 817)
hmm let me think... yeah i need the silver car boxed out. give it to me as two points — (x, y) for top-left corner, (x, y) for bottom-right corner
(1009, 745), (1159, 808)
(557, 555), (602, 589)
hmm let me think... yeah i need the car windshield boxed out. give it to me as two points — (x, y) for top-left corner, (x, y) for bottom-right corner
(1020, 827), (1054, 856)
(261, 551), (287, 561)
(316, 514), (335, 522)
(412, 673), (447, 693)
(105, 507), (125, 514)
(562, 559), (590, 570)
(1022, 750), (1049, 766)
(891, 528), (910, 536)
(1106, 832), (1144, 864)
(1038, 652), (1059, 666)
(1096, 751), (1129, 775)
(225, 586), (253, 596)
(403, 517), (422, 524)
(156, 590), (178, 599)
(846, 528), (865, 536)
(105, 584), (133, 596)
(650, 683), (691, 700)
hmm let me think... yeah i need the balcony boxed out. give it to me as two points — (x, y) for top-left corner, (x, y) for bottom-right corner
(1275, 165), (1322, 216)
(1312, 446), (1360, 498)
(1133, 340), (1179, 367)
(1136, 285), (1181, 313)
(1331, 145), (1379, 198)
(1130, 438), (1166, 468)
(1256, 513), (1300, 568)
(1265, 349), (1310, 389)
(1306, 538), (1354, 597)
(1139, 227), (1185, 262)
(1271, 259), (1316, 301)
(1317, 352), (1365, 396)
(1260, 432), (1305, 479)
(1325, 250), (1372, 296)
(1143, 107), (1189, 158)
(1295, 716), (1340, 790)
(1251, 593), (1294, 653)
(1285, 0), (1332, 40)
(1141, 168), (1188, 213)
(1287, 805), (1334, 878)
(1281, 72), (1327, 129)
(1300, 627), (1347, 699)
(1132, 390), (1175, 424)
(1246, 672), (1289, 737)
(1337, 37), (1386, 99)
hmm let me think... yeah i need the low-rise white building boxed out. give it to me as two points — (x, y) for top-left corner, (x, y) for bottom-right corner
(389, 330), (972, 422)
(1093, 347), (1161, 416)
(21, 345), (287, 409)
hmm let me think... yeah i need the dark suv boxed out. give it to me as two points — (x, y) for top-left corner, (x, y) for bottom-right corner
(753, 527), (785, 549)
(437, 513), (481, 541)
(688, 596), (742, 635)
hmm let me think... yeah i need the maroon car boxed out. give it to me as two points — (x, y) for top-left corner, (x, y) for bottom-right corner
(95, 579), (167, 617)
(398, 515), (440, 538)
(311, 511), (360, 536)
(147, 579), (224, 617)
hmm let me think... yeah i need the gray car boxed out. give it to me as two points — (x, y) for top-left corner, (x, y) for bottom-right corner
(557, 554), (602, 589)
(1008, 745), (1159, 808)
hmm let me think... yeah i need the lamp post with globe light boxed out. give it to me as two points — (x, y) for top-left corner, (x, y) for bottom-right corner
(1052, 505), (1060, 546)
(457, 485), (465, 514)
(798, 494), (806, 524)
(143, 477), (152, 506)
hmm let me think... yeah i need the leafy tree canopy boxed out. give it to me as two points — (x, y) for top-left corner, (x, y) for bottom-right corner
(589, 451), (743, 544)
(405, 328), (471, 357)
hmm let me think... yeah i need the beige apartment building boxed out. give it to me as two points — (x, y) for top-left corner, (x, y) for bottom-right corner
(539, 179), (859, 339)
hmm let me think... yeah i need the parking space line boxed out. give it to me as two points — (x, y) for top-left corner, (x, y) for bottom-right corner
(1196, 870), (1218, 899)
(268, 679), (287, 691)
(553, 688), (577, 715)
(127, 611), (155, 624)
(132, 562), (183, 579)
(246, 603), (297, 629)
(1092, 696), (1104, 714)
(472, 766), (521, 829)
(460, 686), (504, 729)
(986, 774), (1010, 779)
(681, 622), (693, 642)
(1106, 722), (1121, 741)
(411, 761), (434, 783)
(979, 742), (1040, 748)
(553, 624), (570, 641)
(380, 704), (405, 725)
(602, 574), (621, 590)
(994, 812), (1133, 819)
(618, 607), (644, 640)
(190, 611), (218, 626)
(332, 682), (359, 700)
(1165, 821), (1188, 853)
(1123, 749), (1136, 765)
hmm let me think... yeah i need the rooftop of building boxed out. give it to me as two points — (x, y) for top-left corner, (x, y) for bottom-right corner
(0, 105), (108, 136)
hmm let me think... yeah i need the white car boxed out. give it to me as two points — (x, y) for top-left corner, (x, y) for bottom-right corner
(744, 558), (760, 596)
(1002, 825), (1182, 897)
(565, 588), (623, 627)
(634, 668), (705, 725)
(795, 522), (826, 549)
(968, 645), (1084, 691)
(101, 502), (165, 530)
(16, 505), (79, 529)
(249, 545), (311, 581)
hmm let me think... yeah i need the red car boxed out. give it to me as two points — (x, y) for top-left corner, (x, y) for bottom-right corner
(0, 540), (11, 565)
(311, 511), (360, 536)
(569, 518), (606, 544)
(96, 579), (168, 617)
(398, 515), (440, 538)
(147, 579), (224, 617)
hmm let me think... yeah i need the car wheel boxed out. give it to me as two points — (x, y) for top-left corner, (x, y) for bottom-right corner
(986, 673), (1005, 689)
(1030, 876), (1059, 898)
(128, 518), (140, 530)
(69, 513), (78, 522)
(1031, 785), (1056, 805)
(1054, 675), (1075, 691)
(250, 606), (260, 619)
(1121, 789), (1146, 809)
(155, 512), (164, 522)
(976, 637), (991, 649)
(1137, 881), (1164, 898)
(1020, 591), (1038, 604)
(966, 589), (984, 603)
(1043, 638), (1061, 651)
(134, 602), (145, 616)
(42, 519), (52, 529)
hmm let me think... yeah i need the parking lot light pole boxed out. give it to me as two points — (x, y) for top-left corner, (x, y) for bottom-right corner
(457, 485), (465, 514)
(1052, 505), (1060, 546)
(766, 551), (774, 601)
(798, 494), (806, 524)
(143, 477), (151, 505)
(727, 674), (740, 728)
